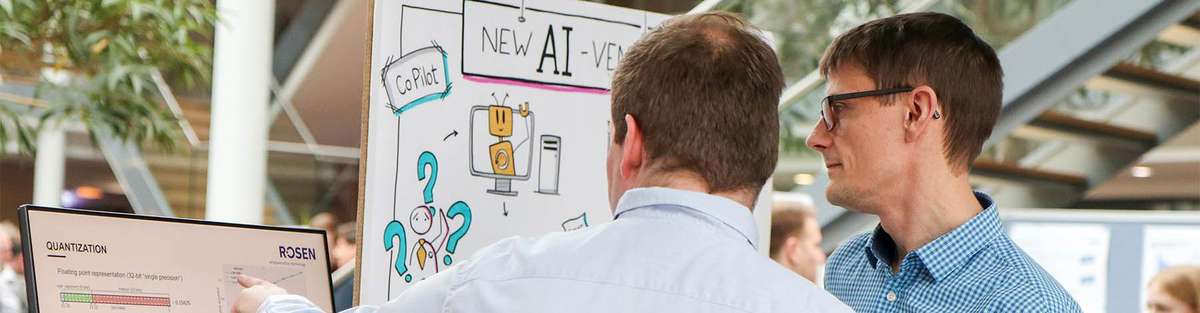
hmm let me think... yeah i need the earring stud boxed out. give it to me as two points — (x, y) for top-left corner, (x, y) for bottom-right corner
(933, 111), (942, 119)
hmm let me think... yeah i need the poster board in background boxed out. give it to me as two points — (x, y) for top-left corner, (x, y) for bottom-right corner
(1009, 223), (1110, 312)
(1003, 209), (1200, 313)
(354, 0), (774, 306)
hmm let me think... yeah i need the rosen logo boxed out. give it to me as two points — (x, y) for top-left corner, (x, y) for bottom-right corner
(279, 246), (319, 260)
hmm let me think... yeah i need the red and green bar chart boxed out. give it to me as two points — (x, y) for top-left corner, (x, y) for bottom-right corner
(60, 292), (171, 307)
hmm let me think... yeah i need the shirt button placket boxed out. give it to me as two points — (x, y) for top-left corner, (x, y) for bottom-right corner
(882, 273), (900, 311)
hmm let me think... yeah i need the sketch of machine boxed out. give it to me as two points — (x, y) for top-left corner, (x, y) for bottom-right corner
(469, 93), (534, 196)
(536, 135), (561, 195)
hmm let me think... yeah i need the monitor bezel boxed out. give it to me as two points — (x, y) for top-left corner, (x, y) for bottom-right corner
(17, 204), (335, 313)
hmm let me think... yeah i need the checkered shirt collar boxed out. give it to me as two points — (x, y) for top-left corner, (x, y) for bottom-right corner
(863, 191), (1002, 282)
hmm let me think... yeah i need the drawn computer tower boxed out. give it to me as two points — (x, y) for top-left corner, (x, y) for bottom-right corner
(537, 135), (561, 195)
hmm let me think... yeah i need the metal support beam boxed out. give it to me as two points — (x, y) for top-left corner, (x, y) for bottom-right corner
(94, 128), (175, 216)
(266, 181), (298, 225)
(277, 0), (357, 109)
(273, 0), (336, 81)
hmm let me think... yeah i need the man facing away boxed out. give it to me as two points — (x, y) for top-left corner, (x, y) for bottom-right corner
(807, 12), (1082, 312)
(770, 202), (825, 284)
(234, 12), (852, 313)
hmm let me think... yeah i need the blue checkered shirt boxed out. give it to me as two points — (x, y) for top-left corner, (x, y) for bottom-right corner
(824, 192), (1082, 312)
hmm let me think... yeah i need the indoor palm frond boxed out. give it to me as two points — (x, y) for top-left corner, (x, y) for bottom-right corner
(0, 0), (216, 154)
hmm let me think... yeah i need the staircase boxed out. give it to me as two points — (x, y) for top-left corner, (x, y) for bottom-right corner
(975, 46), (1200, 208)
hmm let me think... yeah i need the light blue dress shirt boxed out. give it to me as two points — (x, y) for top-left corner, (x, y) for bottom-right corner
(824, 191), (1082, 312)
(260, 187), (851, 313)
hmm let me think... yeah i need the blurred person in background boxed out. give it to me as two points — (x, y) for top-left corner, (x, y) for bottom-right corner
(331, 222), (358, 312)
(309, 212), (339, 252)
(0, 222), (23, 313)
(1147, 265), (1200, 313)
(3, 236), (23, 312)
(331, 222), (357, 269)
(770, 200), (825, 284)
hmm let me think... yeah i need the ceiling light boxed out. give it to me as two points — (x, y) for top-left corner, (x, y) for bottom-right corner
(793, 173), (815, 185)
(75, 186), (104, 200)
(1131, 166), (1153, 178)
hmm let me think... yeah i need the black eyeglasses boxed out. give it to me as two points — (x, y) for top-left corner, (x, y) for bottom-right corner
(818, 86), (914, 131)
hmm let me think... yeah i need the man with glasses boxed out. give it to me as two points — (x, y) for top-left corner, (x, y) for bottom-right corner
(808, 12), (1082, 312)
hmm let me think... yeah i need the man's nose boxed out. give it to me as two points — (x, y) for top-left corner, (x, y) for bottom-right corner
(806, 121), (831, 152)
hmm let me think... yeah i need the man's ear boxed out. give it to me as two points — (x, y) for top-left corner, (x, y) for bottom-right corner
(904, 86), (939, 143)
(781, 236), (800, 263)
(621, 114), (646, 180)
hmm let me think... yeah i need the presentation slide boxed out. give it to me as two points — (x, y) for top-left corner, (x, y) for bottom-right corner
(20, 207), (333, 313)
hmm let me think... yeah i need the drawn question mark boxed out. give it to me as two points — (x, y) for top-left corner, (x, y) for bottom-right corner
(417, 151), (438, 204)
(382, 220), (412, 282)
(443, 200), (472, 266)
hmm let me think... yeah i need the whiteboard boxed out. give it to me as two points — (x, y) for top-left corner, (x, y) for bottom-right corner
(1003, 209), (1200, 313)
(355, 0), (778, 306)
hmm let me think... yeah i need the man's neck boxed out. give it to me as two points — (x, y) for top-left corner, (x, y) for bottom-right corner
(875, 173), (982, 272)
(639, 171), (757, 209)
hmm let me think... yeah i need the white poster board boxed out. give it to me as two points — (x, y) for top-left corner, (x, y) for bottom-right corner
(355, 0), (777, 306)
(1009, 223), (1110, 313)
(1002, 209), (1200, 312)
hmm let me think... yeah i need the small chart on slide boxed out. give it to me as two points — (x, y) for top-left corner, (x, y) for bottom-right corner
(56, 285), (181, 312)
(217, 264), (309, 313)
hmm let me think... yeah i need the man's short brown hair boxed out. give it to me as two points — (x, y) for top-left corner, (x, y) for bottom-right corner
(1150, 265), (1200, 311)
(611, 12), (784, 193)
(819, 12), (1002, 171)
(770, 208), (814, 258)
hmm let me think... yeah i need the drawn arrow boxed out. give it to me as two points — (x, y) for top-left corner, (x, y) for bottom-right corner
(443, 130), (458, 141)
(502, 202), (509, 216)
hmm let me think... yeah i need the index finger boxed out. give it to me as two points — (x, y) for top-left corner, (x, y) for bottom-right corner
(237, 274), (267, 288)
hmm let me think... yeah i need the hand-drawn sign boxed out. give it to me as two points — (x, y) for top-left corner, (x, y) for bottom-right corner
(382, 43), (453, 116)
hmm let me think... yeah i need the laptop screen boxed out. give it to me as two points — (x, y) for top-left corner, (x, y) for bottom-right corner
(19, 205), (334, 313)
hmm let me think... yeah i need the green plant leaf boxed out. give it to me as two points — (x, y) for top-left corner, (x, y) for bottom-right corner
(0, 0), (216, 153)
